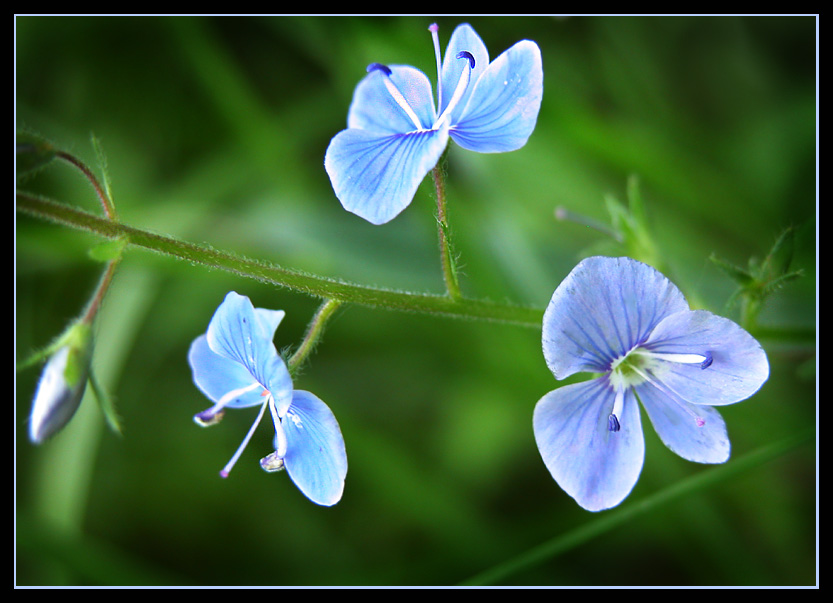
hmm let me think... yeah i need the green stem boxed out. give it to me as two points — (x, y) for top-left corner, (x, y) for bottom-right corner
(288, 298), (342, 376)
(432, 149), (462, 300)
(55, 151), (117, 220)
(16, 192), (542, 327)
(459, 427), (814, 586)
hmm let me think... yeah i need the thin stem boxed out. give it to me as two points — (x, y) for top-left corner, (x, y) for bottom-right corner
(288, 298), (343, 375)
(432, 148), (462, 300)
(81, 254), (121, 326)
(17, 193), (543, 328)
(55, 151), (117, 220)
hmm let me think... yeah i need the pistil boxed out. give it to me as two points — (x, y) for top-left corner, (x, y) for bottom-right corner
(219, 397), (270, 478)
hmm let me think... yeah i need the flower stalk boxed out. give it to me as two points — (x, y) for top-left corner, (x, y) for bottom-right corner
(432, 149), (462, 300)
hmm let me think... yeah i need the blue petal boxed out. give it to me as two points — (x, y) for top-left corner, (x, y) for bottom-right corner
(205, 292), (292, 412)
(637, 382), (731, 463)
(188, 335), (264, 408)
(533, 377), (644, 512)
(254, 308), (285, 341)
(439, 24), (490, 121)
(543, 257), (690, 380)
(282, 390), (348, 506)
(348, 65), (437, 133)
(325, 122), (449, 225)
(451, 40), (543, 153)
(643, 309), (770, 406)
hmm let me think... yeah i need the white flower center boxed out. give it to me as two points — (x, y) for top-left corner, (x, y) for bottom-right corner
(606, 346), (712, 432)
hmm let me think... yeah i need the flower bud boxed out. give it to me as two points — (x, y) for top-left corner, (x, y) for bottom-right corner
(28, 323), (93, 444)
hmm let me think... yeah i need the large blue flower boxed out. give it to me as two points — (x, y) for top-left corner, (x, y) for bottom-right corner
(533, 257), (769, 512)
(189, 292), (347, 506)
(325, 22), (543, 225)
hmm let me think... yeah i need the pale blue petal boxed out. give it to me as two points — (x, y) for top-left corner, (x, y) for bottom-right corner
(205, 292), (292, 410)
(533, 377), (644, 512)
(543, 256), (689, 380)
(643, 310), (769, 406)
(451, 40), (543, 153)
(188, 335), (264, 408)
(439, 23), (489, 121)
(282, 390), (348, 507)
(254, 308), (285, 341)
(637, 381), (731, 463)
(325, 122), (449, 225)
(348, 66), (436, 133)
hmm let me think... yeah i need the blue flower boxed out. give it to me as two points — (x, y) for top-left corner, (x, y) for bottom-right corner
(533, 256), (769, 512)
(325, 22), (543, 225)
(188, 292), (347, 506)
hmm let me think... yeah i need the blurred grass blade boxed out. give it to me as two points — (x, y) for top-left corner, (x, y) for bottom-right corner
(460, 427), (814, 586)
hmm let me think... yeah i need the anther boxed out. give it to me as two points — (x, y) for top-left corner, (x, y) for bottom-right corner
(260, 451), (285, 473)
(609, 388), (625, 433)
(193, 407), (225, 427)
(366, 62), (392, 77)
(456, 50), (475, 69)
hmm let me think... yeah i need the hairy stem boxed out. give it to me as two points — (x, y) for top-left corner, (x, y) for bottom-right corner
(17, 193), (542, 327)
(432, 149), (462, 300)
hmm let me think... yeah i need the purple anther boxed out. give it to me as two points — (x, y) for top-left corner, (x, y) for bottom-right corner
(608, 414), (621, 432)
(367, 62), (392, 77)
(700, 353), (713, 370)
(456, 51), (475, 69)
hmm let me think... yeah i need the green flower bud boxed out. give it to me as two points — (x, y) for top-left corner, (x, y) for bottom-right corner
(28, 323), (93, 444)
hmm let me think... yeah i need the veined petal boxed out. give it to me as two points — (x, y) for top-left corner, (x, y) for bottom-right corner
(325, 122), (449, 225)
(543, 257), (689, 380)
(451, 40), (543, 153)
(188, 335), (264, 408)
(533, 377), (644, 512)
(282, 390), (348, 506)
(205, 292), (292, 411)
(254, 308), (285, 341)
(643, 310), (769, 406)
(637, 382), (731, 464)
(439, 23), (489, 121)
(348, 65), (436, 133)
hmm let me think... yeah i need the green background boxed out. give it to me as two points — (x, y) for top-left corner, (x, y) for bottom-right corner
(16, 16), (816, 586)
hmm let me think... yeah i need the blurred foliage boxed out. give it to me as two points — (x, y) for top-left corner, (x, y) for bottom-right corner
(15, 16), (816, 586)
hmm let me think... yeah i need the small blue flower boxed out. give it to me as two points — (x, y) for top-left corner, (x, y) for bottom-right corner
(533, 257), (769, 512)
(189, 292), (347, 506)
(325, 22), (543, 225)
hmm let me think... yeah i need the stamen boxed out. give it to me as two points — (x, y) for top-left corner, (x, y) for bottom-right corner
(268, 396), (288, 458)
(216, 380), (263, 407)
(646, 351), (713, 369)
(219, 398), (269, 478)
(367, 62), (425, 132)
(609, 388), (625, 432)
(434, 51), (475, 128)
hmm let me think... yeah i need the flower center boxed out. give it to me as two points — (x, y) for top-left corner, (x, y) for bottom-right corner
(365, 23), (476, 133)
(606, 346), (712, 432)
